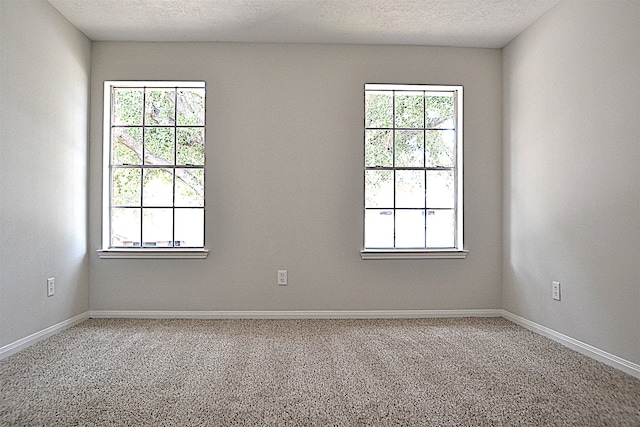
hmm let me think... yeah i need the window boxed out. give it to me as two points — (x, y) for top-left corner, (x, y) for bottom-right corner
(362, 84), (466, 259)
(100, 81), (207, 258)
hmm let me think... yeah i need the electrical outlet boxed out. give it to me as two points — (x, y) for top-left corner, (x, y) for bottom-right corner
(47, 277), (55, 297)
(277, 270), (288, 286)
(552, 281), (561, 301)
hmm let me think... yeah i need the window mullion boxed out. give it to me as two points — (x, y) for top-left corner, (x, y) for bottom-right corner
(109, 88), (115, 248)
(423, 92), (427, 248)
(392, 90), (397, 248)
(172, 87), (178, 248)
(140, 87), (147, 247)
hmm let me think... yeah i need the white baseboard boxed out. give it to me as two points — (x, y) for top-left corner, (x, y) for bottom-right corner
(89, 309), (502, 320)
(0, 312), (89, 360)
(501, 310), (640, 380)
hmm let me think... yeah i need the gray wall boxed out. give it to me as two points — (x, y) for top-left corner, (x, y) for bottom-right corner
(0, 0), (91, 347)
(503, 1), (640, 364)
(88, 43), (503, 312)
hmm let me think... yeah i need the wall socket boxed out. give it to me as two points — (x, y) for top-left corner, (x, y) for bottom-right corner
(277, 270), (288, 286)
(552, 281), (561, 301)
(47, 277), (55, 297)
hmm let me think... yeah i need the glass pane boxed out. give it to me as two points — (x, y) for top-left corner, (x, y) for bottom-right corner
(112, 128), (142, 165)
(144, 127), (174, 164)
(175, 208), (204, 247)
(177, 128), (205, 165)
(425, 92), (454, 129)
(145, 88), (175, 125)
(396, 170), (425, 208)
(142, 208), (173, 247)
(395, 210), (425, 248)
(143, 168), (173, 207)
(365, 91), (393, 128)
(395, 91), (423, 129)
(111, 208), (140, 247)
(426, 209), (455, 248)
(177, 88), (205, 125)
(426, 170), (455, 208)
(113, 88), (143, 126)
(175, 168), (204, 207)
(112, 168), (141, 206)
(395, 130), (424, 167)
(364, 209), (394, 248)
(425, 130), (455, 168)
(365, 130), (392, 167)
(365, 170), (393, 208)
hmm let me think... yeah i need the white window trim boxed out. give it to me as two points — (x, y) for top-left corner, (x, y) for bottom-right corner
(361, 84), (466, 260)
(360, 249), (468, 260)
(100, 80), (208, 260)
(97, 249), (209, 259)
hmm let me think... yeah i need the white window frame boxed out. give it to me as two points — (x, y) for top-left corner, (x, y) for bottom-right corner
(361, 84), (468, 260)
(98, 81), (208, 259)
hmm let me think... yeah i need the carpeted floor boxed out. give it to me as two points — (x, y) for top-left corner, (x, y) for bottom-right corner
(1, 317), (639, 426)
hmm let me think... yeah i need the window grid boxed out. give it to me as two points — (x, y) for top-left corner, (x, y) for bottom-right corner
(107, 82), (205, 249)
(364, 85), (462, 251)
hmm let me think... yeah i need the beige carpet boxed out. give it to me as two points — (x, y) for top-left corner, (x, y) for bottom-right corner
(1, 317), (639, 426)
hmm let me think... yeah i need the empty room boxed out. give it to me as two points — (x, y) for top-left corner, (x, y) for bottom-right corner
(1, 0), (638, 425)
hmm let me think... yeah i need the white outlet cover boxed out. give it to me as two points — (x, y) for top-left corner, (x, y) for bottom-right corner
(552, 281), (560, 301)
(277, 270), (287, 285)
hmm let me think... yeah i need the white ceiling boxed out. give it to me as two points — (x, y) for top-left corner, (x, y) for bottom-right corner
(47, 0), (560, 48)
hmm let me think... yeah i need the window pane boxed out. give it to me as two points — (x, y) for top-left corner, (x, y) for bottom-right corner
(396, 210), (425, 248)
(426, 170), (455, 208)
(112, 168), (141, 206)
(142, 208), (173, 247)
(395, 92), (423, 129)
(145, 89), (175, 125)
(365, 130), (392, 167)
(144, 127), (175, 164)
(175, 168), (204, 207)
(177, 128), (205, 165)
(395, 130), (424, 167)
(425, 92), (454, 129)
(365, 170), (393, 208)
(113, 88), (143, 126)
(177, 88), (205, 126)
(111, 208), (140, 247)
(143, 168), (173, 206)
(365, 209), (394, 248)
(175, 208), (204, 247)
(426, 130), (455, 167)
(112, 128), (142, 165)
(426, 209), (455, 247)
(396, 170), (425, 208)
(365, 91), (392, 128)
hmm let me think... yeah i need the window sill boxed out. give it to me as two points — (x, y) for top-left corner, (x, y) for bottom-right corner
(97, 249), (209, 259)
(360, 249), (468, 260)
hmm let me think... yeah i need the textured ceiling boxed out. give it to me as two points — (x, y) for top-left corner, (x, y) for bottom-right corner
(47, 0), (560, 48)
